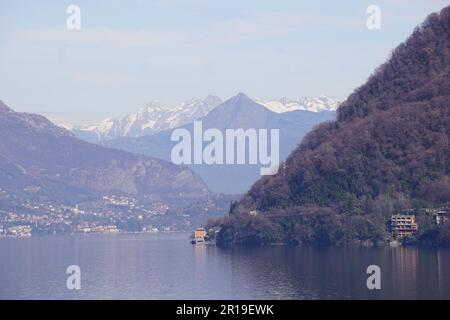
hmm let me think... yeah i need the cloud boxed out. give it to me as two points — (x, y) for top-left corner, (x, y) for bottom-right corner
(4, 11), (363, 49)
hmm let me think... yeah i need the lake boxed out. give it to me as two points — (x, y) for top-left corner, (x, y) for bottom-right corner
(1, 233), (449, 299)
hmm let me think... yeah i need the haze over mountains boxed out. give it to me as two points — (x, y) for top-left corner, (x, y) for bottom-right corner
(0, 101), (208, 212)
(102, 93), (337, 193)
(215, 6), (450, 246)
(57, 95), (223, 143)
(54, 95), (340, 144)
(256, 96), (341, 114)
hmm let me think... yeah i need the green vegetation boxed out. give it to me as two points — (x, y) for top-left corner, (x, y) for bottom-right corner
(211, 6), (450, 247)
(402, 220), (450, 247)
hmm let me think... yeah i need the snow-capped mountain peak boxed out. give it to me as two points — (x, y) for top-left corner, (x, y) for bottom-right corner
(55, 95), (222, 143)
(256, 96), (341, 113)
(52, 94), (339, 143)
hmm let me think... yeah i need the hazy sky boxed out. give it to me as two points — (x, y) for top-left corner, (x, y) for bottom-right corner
(0, 0), (448, 123)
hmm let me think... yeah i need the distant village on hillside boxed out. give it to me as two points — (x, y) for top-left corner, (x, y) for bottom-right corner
(1, 203), (449, 246)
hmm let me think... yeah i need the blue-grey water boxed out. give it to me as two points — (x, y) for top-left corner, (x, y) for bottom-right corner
(1, 233), (450, 300)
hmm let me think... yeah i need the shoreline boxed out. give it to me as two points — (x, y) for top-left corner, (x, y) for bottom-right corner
(0, 230), (190, 239)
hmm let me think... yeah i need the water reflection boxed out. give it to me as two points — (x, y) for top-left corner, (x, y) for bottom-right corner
(1, 234), (450, 299)
(216, 246), (450, 299)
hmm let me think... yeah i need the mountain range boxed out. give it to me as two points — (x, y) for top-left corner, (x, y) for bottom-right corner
(214, 6), (450, 246)
(59, 95), (223, 143)
(102, 93), (337, 194)
(256, 96), (341, 113)
(0, 101), (208, 212)
(54, 95), (340, 143)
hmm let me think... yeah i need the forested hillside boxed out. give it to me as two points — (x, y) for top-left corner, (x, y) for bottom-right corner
(214, 6), (450, 246)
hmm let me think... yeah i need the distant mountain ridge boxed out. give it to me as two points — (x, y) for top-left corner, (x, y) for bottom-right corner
(53, 95), (339, 143)
(102, 93), (336, 194)
(0, 101), (208, 211)
(256, 96), (340, 113)
(58, 95), (222, 143)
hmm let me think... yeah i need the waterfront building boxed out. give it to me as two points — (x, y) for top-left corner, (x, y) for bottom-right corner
(193, 228), (207, 243)
(390, 215), (418, 239)
(434, 209), (449, 225)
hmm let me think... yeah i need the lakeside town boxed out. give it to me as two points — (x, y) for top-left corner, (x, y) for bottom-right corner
(0, 196), (168, 237)
(0, 193), (235, 238)
(1, 200), (449, 244)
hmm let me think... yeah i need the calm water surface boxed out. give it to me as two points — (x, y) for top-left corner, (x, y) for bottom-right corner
(1, 233), (450, 299)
